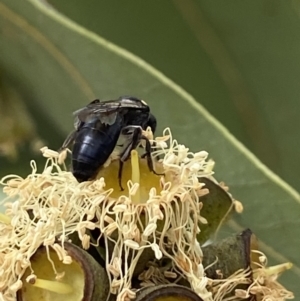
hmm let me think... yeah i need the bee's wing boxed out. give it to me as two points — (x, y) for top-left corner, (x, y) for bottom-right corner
(73, 99), (123, 125)
(59, 129), (77, 151)
(73, 116), (82, 130)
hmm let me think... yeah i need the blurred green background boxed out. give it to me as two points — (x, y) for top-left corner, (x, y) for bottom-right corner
(0, 0), (299, 296)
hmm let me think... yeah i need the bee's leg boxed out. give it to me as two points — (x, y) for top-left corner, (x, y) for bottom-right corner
(119, 126), (143, 161)
(140, 135), (154, 172)
(118, 160), (125, 191)
(140, 136), (164, 176)
(58, 130), (77, 152)
(141, 140), (161, 161)
(118, 126), (164, 185)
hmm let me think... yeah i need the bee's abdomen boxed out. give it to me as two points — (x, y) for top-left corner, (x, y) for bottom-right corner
(72, 123), (120, 182)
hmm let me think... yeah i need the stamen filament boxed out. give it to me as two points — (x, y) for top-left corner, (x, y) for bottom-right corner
(31, 278), (73, 294)
(131, 150), (140, 204)
(253, 262), (293, 278)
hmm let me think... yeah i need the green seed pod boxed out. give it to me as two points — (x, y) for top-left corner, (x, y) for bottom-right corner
(197, 177), (234, 244)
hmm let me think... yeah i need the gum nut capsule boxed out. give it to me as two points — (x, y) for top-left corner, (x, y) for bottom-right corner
(17, 242), (109, 301)
(202, 229), (259, 280)
(135, 284), (203, 301)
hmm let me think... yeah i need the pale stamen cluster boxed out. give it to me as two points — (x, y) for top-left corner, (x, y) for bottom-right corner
(0, 128), (293, 301)
(234, 252), (294, 301)
(0, 128), (213, 301)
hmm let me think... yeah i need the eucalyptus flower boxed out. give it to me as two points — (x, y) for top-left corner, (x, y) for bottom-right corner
(0, 128), (293, 301)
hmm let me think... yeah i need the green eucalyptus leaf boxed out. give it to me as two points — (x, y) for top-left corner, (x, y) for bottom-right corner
(0, 76), (38, 160)
(48, 0), (300, 192)
(0, 0), (299, 295)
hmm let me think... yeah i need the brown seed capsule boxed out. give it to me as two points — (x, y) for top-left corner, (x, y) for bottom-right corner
(202, 228), (259, 279)
(135, 284), (203, 301)
(17, 242), (109, 301)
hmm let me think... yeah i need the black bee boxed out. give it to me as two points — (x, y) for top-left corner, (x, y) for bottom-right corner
(59, 96), (159, 189)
